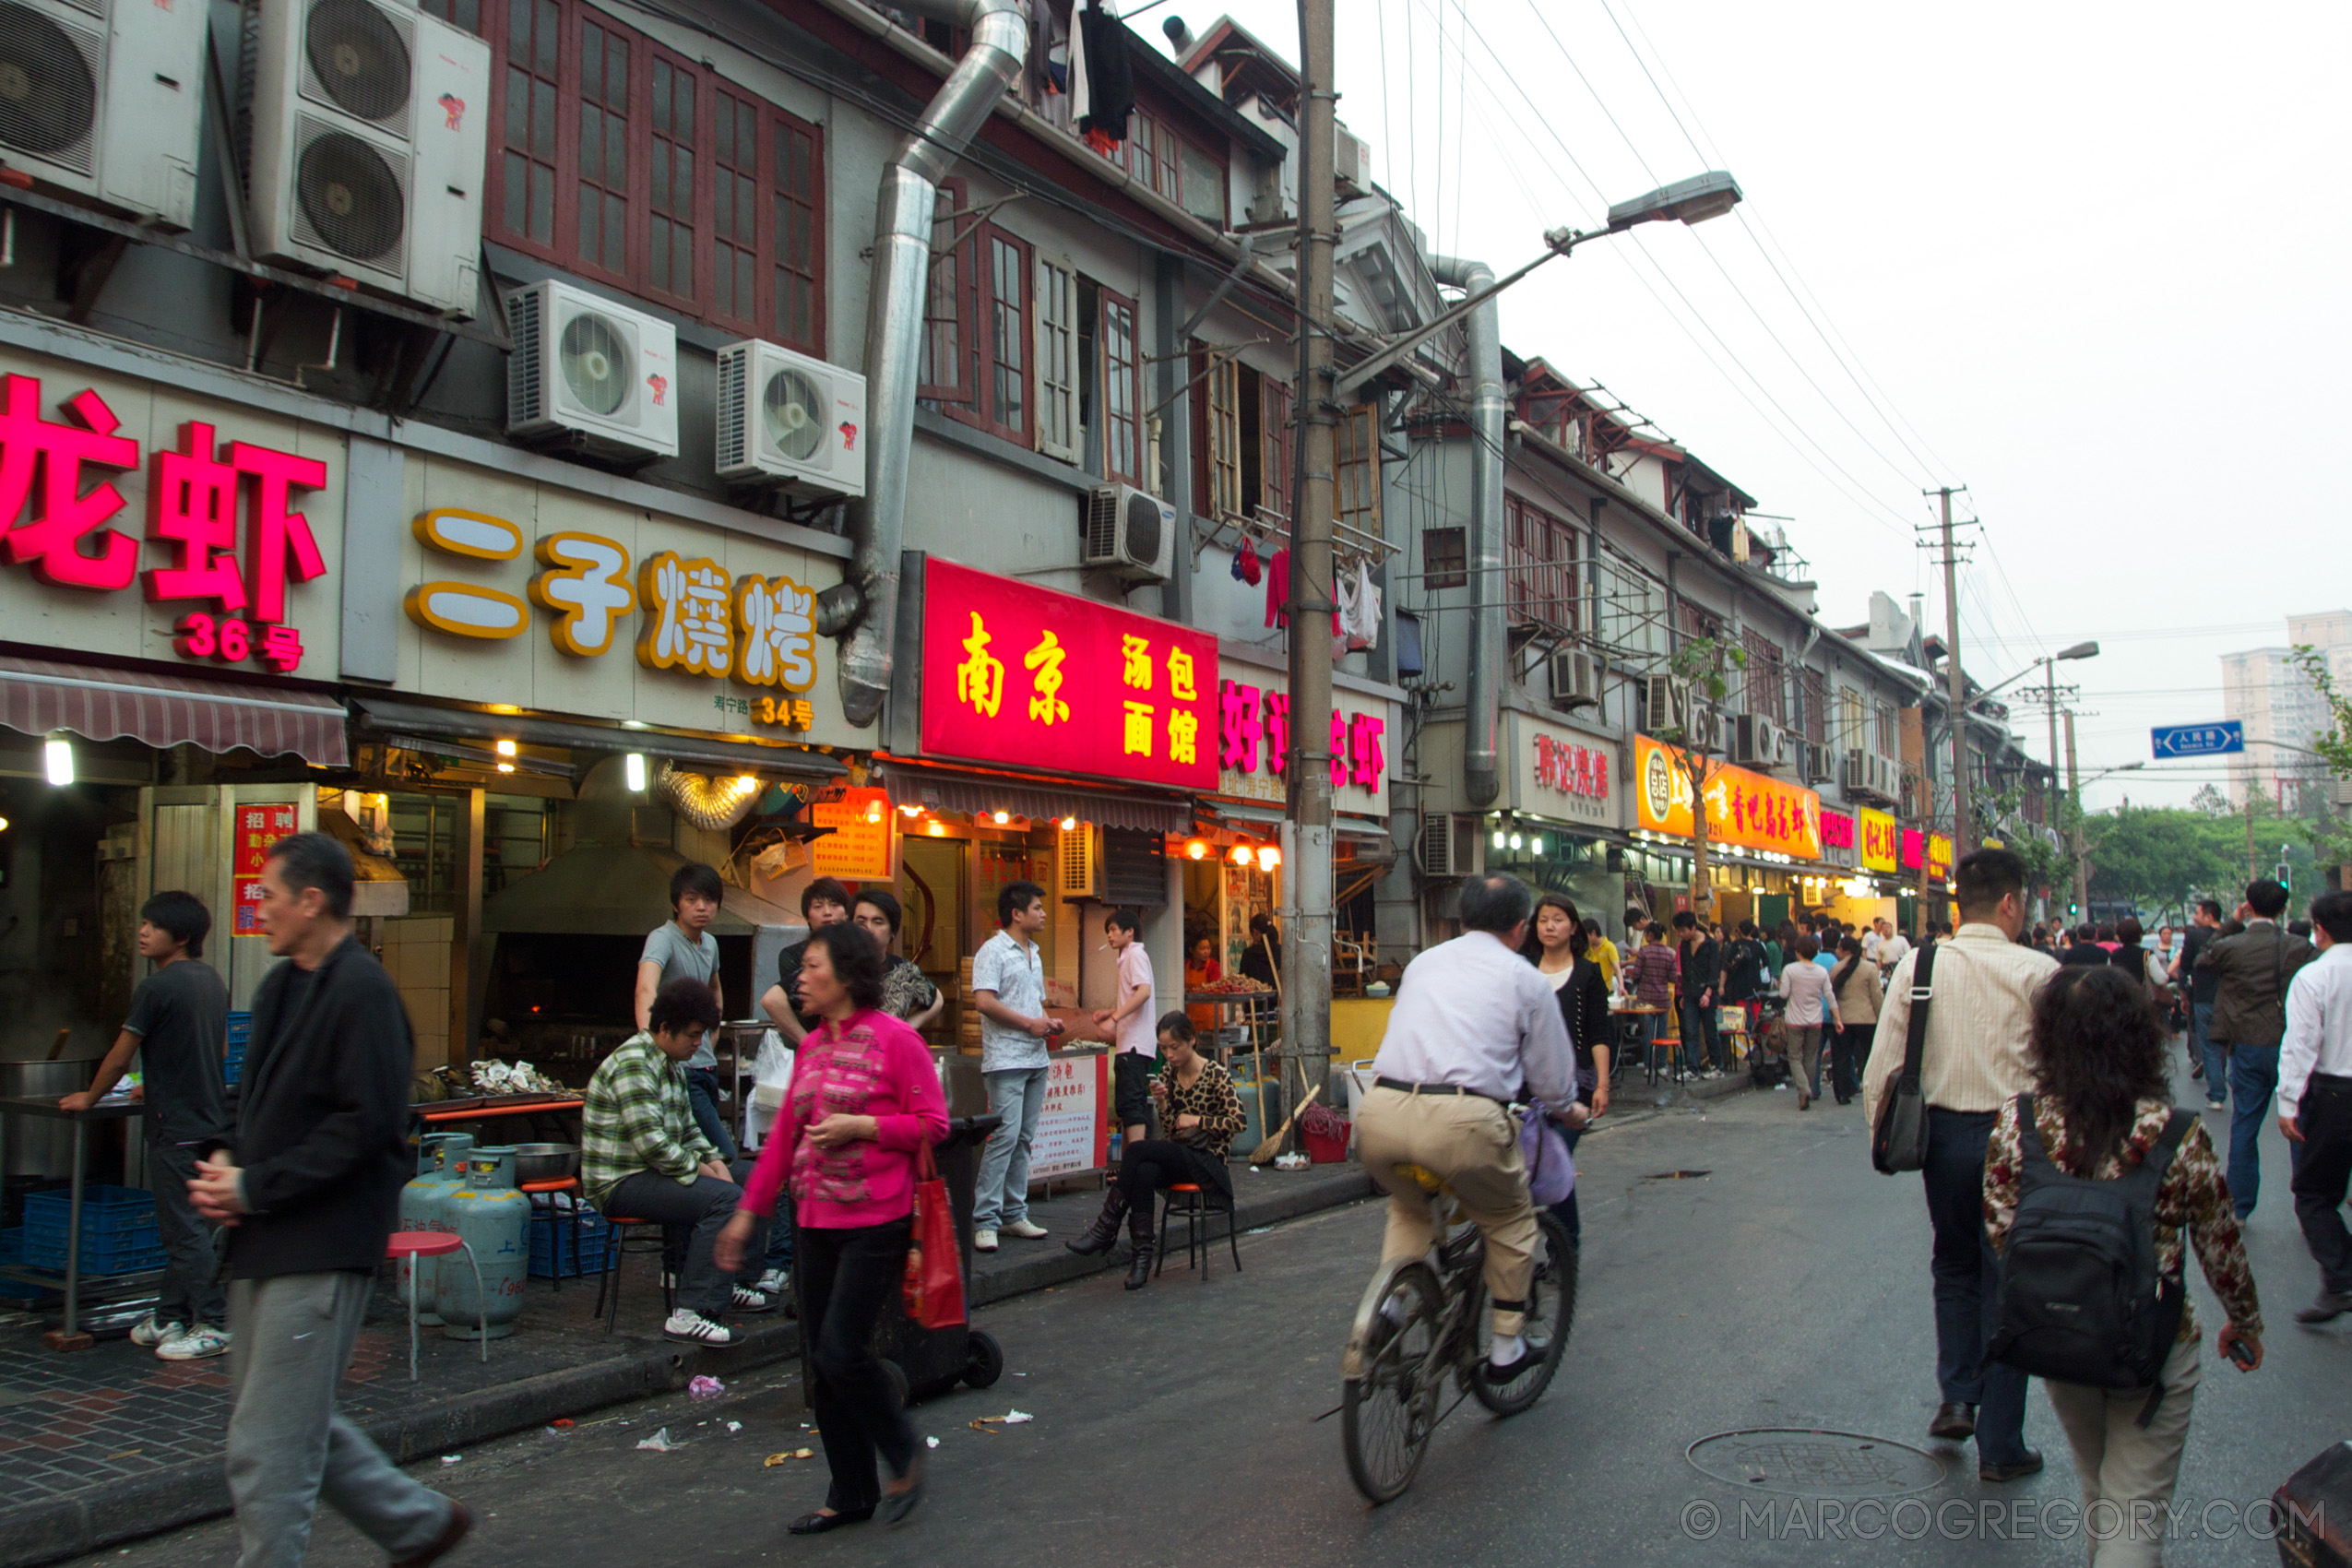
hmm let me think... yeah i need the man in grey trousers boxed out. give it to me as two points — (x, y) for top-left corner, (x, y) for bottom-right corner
(190, 832), (468, 1567)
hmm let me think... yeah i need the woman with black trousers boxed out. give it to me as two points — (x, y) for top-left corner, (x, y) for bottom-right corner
(1066, 1012), (1244, 1287)
(1525, 894), (1608, 1243)
(1828, 934), (1883, 1105)
(721, 923), (947, 1534)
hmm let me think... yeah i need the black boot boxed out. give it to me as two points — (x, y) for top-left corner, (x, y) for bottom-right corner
(1065, 1187), (1129, 1257)
(1123, 1202), (1157, 1290)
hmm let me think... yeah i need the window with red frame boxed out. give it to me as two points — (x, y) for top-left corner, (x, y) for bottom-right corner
(1505, 495), (1578, 635)
(1099, 288), (1142, 486)
(1742, 630), (1786, 723)
(921, 179), (1033, 444)
(436, 0), (825, 351)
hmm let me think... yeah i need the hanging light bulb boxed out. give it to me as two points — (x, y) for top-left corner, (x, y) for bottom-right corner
(495, 762), (515, 774)
(44, 737), (74, 787)
(992, 810), (1011, 825)
(900, 803), (922, 817)
(1508, 833), (1524, 850)
(1060, 815), (1078, 831)
(1530, 837), (1544, 857)
(624, 753), (647, 792)
(493, 739), (517, 758)
(1257, 845), (1281, 872)
(1186, 839), (1208, 861)
(1492, 830), (1506, 849)
(1230, 844), (1253, 865)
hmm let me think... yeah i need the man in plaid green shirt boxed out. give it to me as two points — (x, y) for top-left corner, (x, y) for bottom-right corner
(583, 978), (772, 1346)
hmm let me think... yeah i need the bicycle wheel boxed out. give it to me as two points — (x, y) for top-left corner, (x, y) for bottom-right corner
(1340, 1257), (1444, 1504)
(1467, 1211), (1577, 1417)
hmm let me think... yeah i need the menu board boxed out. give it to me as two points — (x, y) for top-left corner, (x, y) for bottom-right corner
(810, 788), (893, 880)
(232, 802), (300, 934)
(1028, 1052), (1111, 1179)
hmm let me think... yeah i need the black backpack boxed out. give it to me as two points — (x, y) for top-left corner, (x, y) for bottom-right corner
(1986, 1093), (2193, 1425)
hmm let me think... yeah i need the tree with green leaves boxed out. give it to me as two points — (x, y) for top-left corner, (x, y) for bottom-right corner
(2287, 645), (2352, 877)
(1649, 636), (1744, 916)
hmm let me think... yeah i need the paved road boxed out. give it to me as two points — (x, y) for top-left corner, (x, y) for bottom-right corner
(93, 1089), (2346, 1567)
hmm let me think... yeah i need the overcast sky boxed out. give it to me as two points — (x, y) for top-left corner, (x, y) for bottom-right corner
(1152, 0), (2350, 811)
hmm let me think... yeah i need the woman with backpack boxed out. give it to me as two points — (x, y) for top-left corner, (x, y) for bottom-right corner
(1983, 967), (2263, 1562)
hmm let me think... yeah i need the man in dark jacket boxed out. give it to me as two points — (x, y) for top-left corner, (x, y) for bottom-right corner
(1672, 911), (1724, 1077)
(2199, 878), (2318, 1220)
(190, 832), (469, 1567)
(2173, 898), (2226, 1109)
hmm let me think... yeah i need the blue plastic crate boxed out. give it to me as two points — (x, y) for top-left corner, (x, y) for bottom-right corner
(23, 1219), (165, 1275)
(226, 1011), (252, 1044)
(0, 1228), (20, 1266)
(24, 1184), (154, 1239)
(528, 1206), (613, 1278)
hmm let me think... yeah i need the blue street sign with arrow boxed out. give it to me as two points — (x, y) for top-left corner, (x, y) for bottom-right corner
(2151, 721), (2244, 759)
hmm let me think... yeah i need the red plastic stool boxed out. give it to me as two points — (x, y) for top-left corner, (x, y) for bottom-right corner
(1153, 1182), (1241, 1281)
(386, 1231), (485, 1381)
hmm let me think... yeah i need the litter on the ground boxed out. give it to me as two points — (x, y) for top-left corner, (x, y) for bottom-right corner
(688, 1375), (725, 1398)
(973, 1409), (1033, 1427)
(764, 1453), (790, 1467)
(636, 1427), (683, 1452)
(548, 1418), (576, 1428)
(926, 1436), (940, 1449)
(439, 1455), (461, 1466)
(727, 1420), (742, 1433)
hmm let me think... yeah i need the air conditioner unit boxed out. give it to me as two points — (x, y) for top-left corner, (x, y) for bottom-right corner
(1083, 483), (1176, 584)
(1842, 749), (1871, 793)
(1420, 812), (1479, 879)
(1639, 673), (1689, 735)
(715, 339), (867, 497)
(1872, 752), (1903, 802)
(1803, 742), (1830, 784)
(0, 0), (210, 227)
(244, 0), (489, 315)
(1686, 705), (1725, 753)
(1056, 822), (1100, 901)
(506, 279), (680, 462)
(1732, 714), (1784, 768)
(1548, 647), (1599, 711)
(1334, 125), (1371, 192)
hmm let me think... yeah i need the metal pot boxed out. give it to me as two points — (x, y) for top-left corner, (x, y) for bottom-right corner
(507, 1142), (579, 1184)
(1, 1057), (105, 1178)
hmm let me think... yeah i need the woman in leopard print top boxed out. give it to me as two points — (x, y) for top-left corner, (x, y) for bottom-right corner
(1983, 967), (2263, 1552)
(1066, 1012), (1244, 1289)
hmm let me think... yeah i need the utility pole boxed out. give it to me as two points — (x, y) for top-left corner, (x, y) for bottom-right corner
(2246, 790), (2260, 884)
(2065, 708), (2086, 917)
(2044, 658), (2061, 914)
(1930, 487), (1971, 864)
(1280, 0), (1337, 1118)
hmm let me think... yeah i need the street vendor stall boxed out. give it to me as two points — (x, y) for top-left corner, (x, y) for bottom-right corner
(0, 1096), (158, 1351)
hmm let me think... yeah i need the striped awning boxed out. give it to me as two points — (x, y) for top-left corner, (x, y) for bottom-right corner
(0, 656), (349, 766)
(881, 761), (1190, 834)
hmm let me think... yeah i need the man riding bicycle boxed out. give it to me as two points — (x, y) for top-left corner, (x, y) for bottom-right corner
(1357, 873), (1586, 1383)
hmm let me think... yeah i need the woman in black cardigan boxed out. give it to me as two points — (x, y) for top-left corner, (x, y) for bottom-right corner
(1523, 894), (1607, 1244)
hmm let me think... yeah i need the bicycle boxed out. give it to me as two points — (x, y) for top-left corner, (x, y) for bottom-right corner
(1338, 1160), (1577, 1503)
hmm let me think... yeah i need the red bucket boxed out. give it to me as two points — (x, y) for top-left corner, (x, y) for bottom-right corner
(1301, 1119), (1352, 1164)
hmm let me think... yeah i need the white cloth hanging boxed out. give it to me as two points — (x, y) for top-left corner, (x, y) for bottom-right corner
(1342, 559), (1381, 651)
(1067, 0), (1091, 124)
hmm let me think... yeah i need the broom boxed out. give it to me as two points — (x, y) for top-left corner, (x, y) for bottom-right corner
(1251, 1082), (1320, 1165)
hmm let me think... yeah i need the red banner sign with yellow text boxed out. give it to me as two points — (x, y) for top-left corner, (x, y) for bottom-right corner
(1633, 734), (1824, 861)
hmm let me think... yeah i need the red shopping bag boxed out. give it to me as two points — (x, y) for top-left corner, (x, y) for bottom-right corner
(902, 1140), (966, 1330)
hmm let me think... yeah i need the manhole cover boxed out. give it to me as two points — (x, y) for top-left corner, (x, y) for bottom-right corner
(1687, 1429), (1945, 1497)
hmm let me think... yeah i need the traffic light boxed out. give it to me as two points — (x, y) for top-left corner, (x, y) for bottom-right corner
(2277, 861), (2291, 892)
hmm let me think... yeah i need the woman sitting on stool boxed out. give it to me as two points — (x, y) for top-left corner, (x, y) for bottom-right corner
(1067, 1012), (1244, 1289)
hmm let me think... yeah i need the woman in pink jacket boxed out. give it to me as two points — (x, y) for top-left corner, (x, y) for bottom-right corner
(719, 922), (947, 1534)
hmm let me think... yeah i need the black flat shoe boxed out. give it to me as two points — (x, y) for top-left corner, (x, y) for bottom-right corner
(881, 1462), (925, 1526)
(1928, 1402), (1976, 1441)
(1480, 1346), (1538, 1384)
(1979, 1450), (2044, 1484)
(789, 1508), (873, 1535)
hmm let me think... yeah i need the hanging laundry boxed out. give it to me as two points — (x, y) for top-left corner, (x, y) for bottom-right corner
(1265, 547), (1290, 628)
(1077, 1), (1135, 144)
(1236, 537), (1262, 586)
(1343, 560), (1381, 652)
(1334, 568), (1360, 659)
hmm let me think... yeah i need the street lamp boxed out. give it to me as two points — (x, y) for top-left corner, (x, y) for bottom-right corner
(2069, 760), (2144, 918)
(1336, 171), (1741, 398)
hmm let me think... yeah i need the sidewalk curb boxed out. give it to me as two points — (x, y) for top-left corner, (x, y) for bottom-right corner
(0, 1321), (802, 1568)
(2, 1169), (1372, 1566)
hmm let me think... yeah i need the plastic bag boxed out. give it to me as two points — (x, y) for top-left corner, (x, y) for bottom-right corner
(1519, 1102), (1576, 1206)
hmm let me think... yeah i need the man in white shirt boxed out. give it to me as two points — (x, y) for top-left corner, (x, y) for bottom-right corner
(1874, 917), (1911, 977)
(1095, 909), (1157, 1144)
(970, 881), (1058, 1252)
(2280, 889), (2352, 1323)
(1862, 925), (1883, 964)
(1357, 873), (1583, 1383)
(1860, 848), (2055, 1483)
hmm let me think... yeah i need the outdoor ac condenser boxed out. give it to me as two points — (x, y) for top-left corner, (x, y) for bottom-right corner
(0, 0), (210, 227)
(506, 279), (681, 463)
(1083, 484), (1176, 585)
(714, 339), (867, 497)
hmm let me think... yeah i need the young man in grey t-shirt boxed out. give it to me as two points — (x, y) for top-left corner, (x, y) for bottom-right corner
(61, 891), (232, 1359)
(637, 863), (731, 1158)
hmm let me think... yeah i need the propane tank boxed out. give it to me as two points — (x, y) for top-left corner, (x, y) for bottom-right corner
(398, 1133), (473, 1324)
(439, 1146), (529, 1341)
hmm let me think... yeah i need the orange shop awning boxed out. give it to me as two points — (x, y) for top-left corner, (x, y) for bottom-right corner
(0, 655), (348, 766)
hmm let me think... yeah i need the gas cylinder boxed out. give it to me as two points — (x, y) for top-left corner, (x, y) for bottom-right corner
(438, 1146), (529, 1341)
(398, 1133), (473, 1324)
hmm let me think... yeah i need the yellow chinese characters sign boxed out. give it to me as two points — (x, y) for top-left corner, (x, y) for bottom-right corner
(1633, 734), (1824, 861)
(1859, 808), (1899, 873)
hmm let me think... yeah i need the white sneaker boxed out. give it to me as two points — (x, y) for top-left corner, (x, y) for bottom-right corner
(1002, 1218), (1049, 1240)
(130, 1314), (187, 1348)
(731, 1285), (776, 1313)
(973, 1228), (999, 1253)
(156, 1325), (231, 1360)
(662, 1309), (739, 1347)
(756, 1268), (790, 1296)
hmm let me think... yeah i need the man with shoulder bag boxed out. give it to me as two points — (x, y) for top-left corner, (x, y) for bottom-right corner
(1860, 848), (2058, 1482)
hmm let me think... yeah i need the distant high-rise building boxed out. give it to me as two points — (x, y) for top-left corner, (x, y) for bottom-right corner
(2221, 610), (2352, 809)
